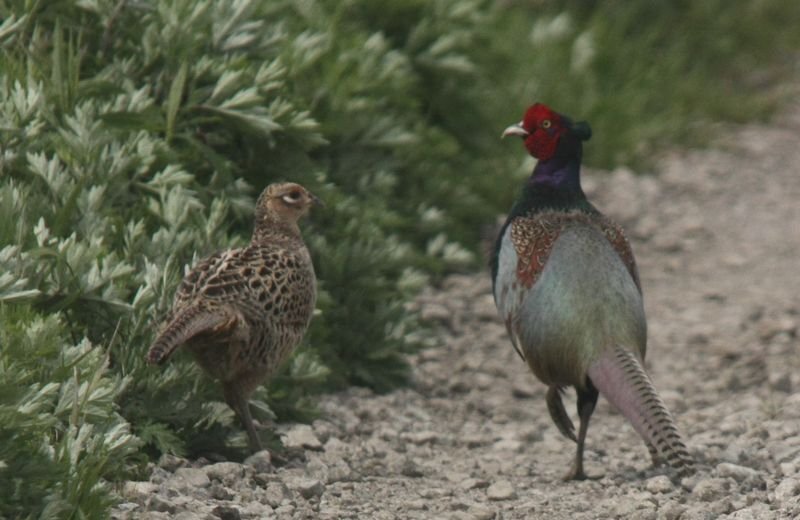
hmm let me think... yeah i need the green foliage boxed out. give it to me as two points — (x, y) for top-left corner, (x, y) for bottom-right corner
(0, 305), (140, 518)
(1, 0), (799, 516)
(489, 0), (800, 170)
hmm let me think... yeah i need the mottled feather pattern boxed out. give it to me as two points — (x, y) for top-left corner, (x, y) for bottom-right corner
(510, 209), (640, 291)
(146, 181), (320, 452)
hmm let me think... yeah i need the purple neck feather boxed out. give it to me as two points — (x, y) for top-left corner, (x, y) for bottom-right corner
(530, 155), (582, 191)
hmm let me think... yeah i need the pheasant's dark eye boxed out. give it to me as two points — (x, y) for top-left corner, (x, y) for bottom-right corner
(282, 191), (302, 204)
(542, 120), (552, 129)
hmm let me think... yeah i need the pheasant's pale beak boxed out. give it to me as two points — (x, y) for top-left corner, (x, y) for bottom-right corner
(308, 192), (325, 208)
(501, 122), (529, 139)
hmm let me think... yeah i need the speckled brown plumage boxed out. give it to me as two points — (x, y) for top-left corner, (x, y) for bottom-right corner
(147, 182), (321, 452)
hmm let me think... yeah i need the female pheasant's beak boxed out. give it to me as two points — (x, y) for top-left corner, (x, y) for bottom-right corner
(501, 122), (529, 139)
(309, 192), (325, 208)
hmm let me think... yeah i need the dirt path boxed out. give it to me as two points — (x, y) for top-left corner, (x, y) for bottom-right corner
(114, 104), (800, 519)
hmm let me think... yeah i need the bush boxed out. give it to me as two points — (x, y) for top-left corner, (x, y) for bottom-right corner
(2, 0), (799, 516)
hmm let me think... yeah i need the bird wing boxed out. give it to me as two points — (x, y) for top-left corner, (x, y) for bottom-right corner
(146, 304), (239, 365)
(594, 215), (641, 292)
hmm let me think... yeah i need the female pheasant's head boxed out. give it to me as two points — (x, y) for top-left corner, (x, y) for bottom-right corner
(502, 103), (592, 161)
(254, 182), (323, 236)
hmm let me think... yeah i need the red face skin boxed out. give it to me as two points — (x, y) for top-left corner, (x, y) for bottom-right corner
(520, 103), (566, 161)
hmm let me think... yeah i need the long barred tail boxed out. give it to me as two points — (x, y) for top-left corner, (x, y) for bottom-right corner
(587, 345), (695, 476)
(146, 305), (233, 365)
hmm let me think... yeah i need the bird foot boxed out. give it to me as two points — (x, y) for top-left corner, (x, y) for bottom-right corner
(562, 465), (603, 482)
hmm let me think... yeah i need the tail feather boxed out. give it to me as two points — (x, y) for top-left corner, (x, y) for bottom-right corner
(587, 345), (694, 476)
(146, 305), (235, 365)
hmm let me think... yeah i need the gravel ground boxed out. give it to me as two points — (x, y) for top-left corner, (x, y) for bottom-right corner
(113, 103), (800, 519)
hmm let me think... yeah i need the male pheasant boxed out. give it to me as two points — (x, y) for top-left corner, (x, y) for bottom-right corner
(147, 182), (321, 452)
(491, 103), (693, 480)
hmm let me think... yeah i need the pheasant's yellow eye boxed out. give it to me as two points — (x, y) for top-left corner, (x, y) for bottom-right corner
(542, 120), (552, 129)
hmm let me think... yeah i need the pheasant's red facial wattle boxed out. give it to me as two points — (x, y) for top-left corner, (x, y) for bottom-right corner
(521, 103), (565, 161)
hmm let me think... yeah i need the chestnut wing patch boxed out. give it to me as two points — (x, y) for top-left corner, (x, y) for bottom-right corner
(509, 211), (639, 290)
(510, 215), (564, 289)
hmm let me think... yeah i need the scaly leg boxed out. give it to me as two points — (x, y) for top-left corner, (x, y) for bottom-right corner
(223, 382), (262, 452)
(564, 383), (599, 481)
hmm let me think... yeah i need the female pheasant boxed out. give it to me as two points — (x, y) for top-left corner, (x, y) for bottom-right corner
(491, 103), (693, 480)
(147, 182), (322, 452)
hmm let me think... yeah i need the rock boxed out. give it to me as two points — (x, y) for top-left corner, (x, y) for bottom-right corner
(657, 500), (686, 520)
(420, 303), (451, 323)
(402, 430), (439, 445)
(716, 462), (760, 482)
(244, 450), (272, 473)
(400, 458), (424, 478)
(459, 478), (489, 491)
(158, 453), (186, 472)
(492, 437), (522, 452)
(691, 477), (730, 501)
(147, 495), (177, 514)
(486, 480), (516, 501)
(774, 477), (800, 503)
(264, 481), (292, 507)
(204, 462), (244, 483)
(173, 467), (211, 489)
(645, 475), (673, 494)
(290, 477), (325, 499)
(208, 482), (233, 501)
(211, 505), (241, 520)
(122, 481), (157, 500)
(725, 503), (773, 519)
(467, 504), (496, 520)
(283, 424), (323, 451)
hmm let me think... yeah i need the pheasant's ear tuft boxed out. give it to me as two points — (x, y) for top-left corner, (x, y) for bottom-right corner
(572, 121), (592, 141)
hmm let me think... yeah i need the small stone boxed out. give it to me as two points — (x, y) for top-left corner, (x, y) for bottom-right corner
(147, 495), (177, 514)
(264, 481), (291, 507)
(204, 462), (244, 482)
(492, 438), (522, 452)
(406, 499), (427, 511)
(403, 430), (439, 445)
(774, 478), (800, 503)
(459, 478), (489, 491)
(645, 475), (673, 494)
(691, 477), (729, 501)
(209, 482), (233, 501)
(467, 504), (495, 520)
(122, 481), (157, 499)
(157, 453), (186, 472)
(212, 505), (241, 520)
(420, 303), (451, 323)
(283, 424), (323, 451)
(716, 462), (760, 482)
(486, 480), (516, 501)
(244, 450), (272, 473)
(401, 458), (424, 478)
(657, 500), (686, 520)
(291, 477), (325, 499)
(511, 381), (535, 398)
(173, 467), (211, 488)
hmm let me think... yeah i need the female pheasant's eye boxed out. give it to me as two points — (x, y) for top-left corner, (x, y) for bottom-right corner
(282, 191), (302, 204)
(542, 120), (552, 129)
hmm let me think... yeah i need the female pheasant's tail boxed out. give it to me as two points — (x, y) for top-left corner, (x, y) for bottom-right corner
(587, 345), (695, 476)
(146, 305), (235, 365)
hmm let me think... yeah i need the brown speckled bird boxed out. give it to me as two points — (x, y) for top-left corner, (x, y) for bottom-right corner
(146, 182), (321, 452)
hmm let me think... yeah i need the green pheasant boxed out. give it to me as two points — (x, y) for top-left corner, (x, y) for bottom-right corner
(147, 182), (322, 452)
(491, 103), (694, 480)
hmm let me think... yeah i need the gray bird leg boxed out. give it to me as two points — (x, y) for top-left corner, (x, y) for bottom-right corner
(224, 383), (262, 452)
(564, 384), (599, 481)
